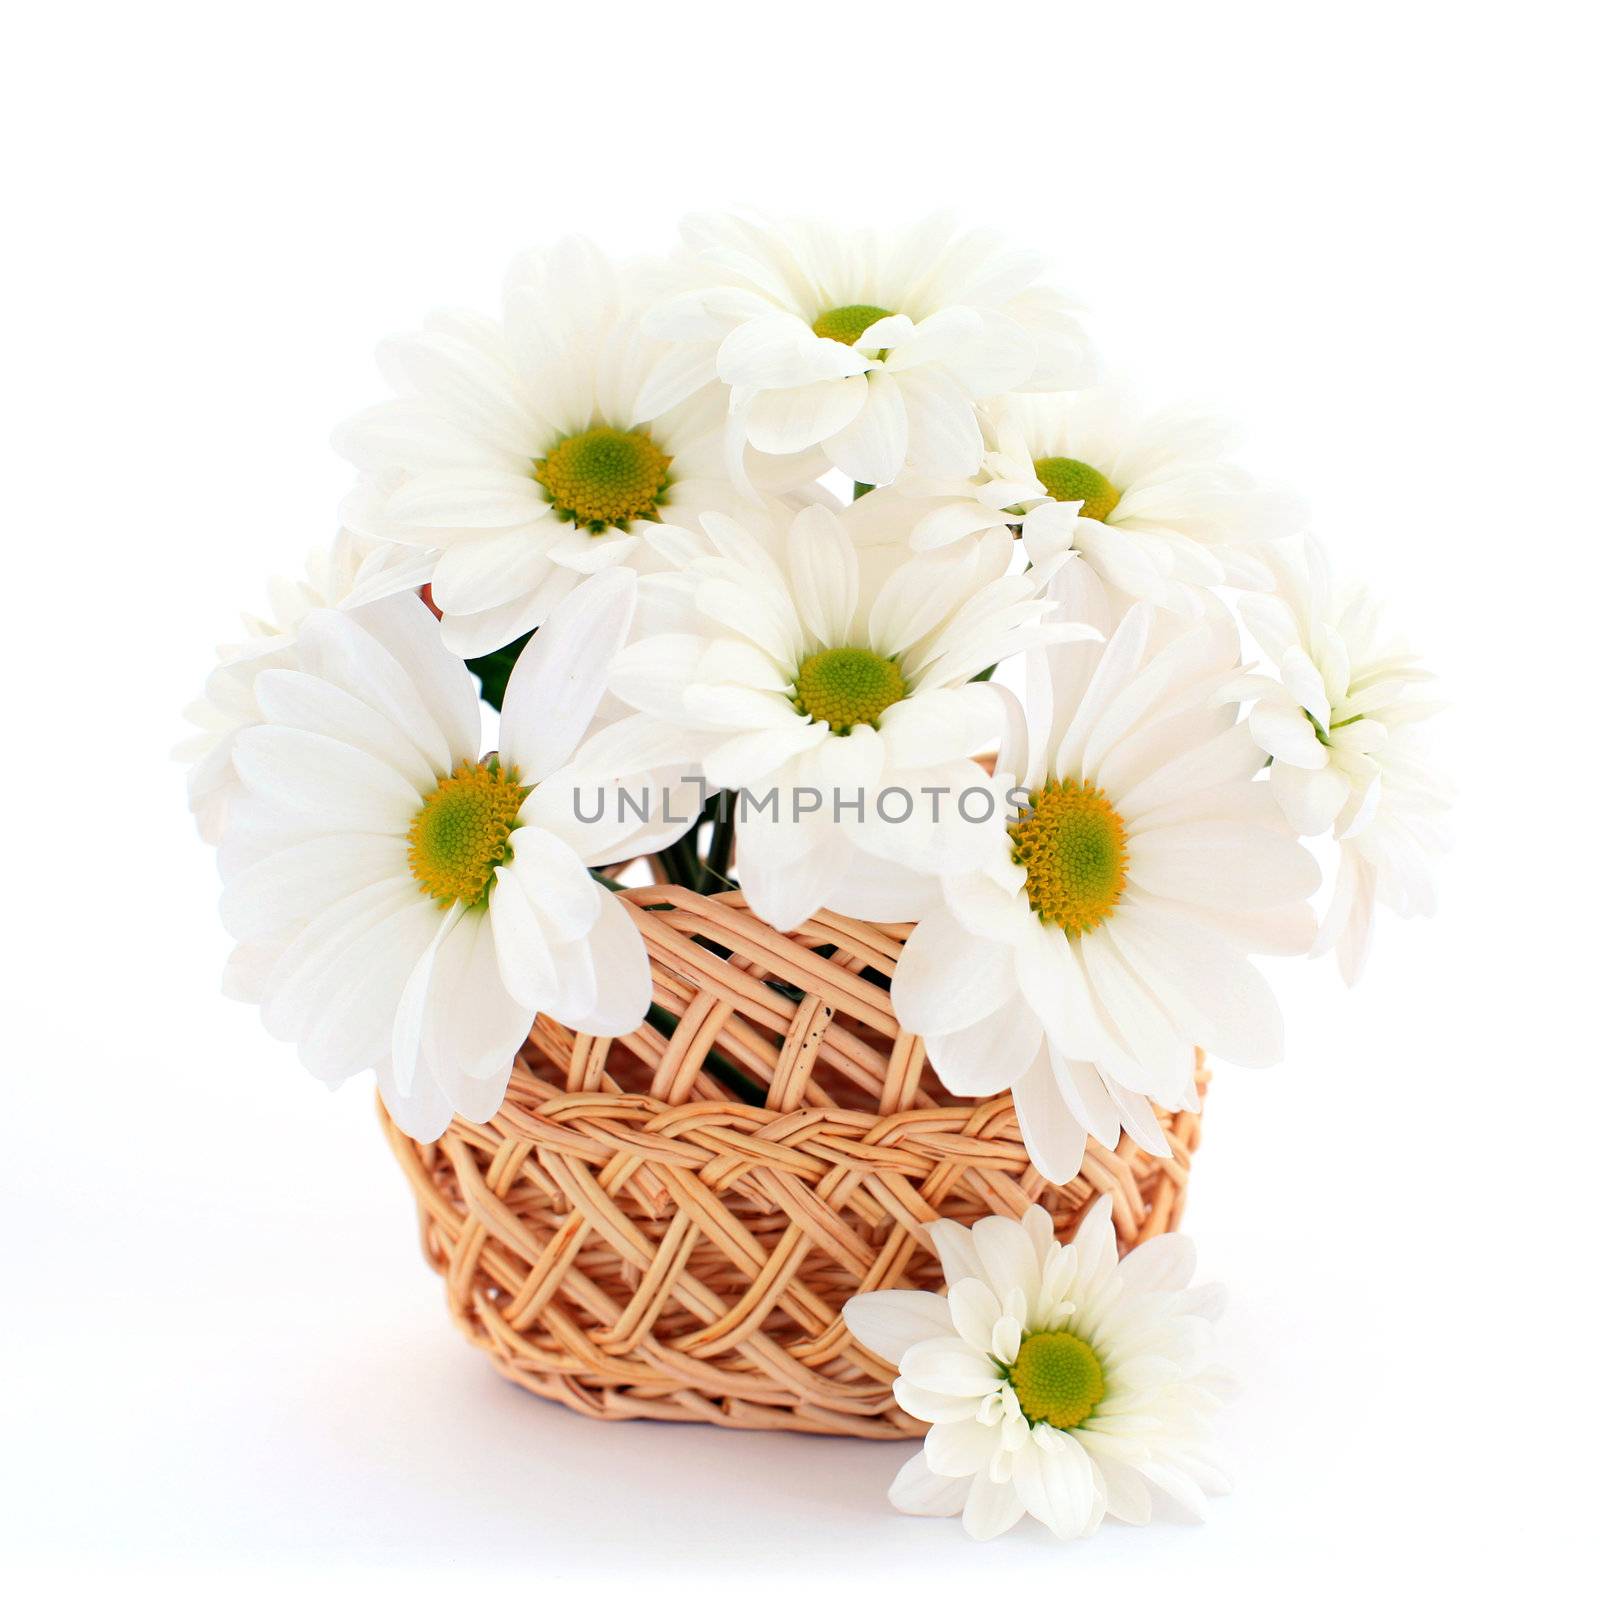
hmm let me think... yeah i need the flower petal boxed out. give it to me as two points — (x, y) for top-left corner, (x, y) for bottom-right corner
(961, 1470), (1027, 1541)
(499, 567), (638, 781)
(971, 1214), (1042, 1307)
(892, 909), (1018, 1038)
(1116, 1231), (1197, 1293)
(1012, 1045), (1090, 1183)
(1012, 1429), (1102, 1539)
(900, 1337), (1007, 1398)
(947, 1279), (1003, 1353)
(744, 377), (868, 454)
(925, 1005), (1042, 1099)
(843, 1290), (955, 1364)
(926, 1418), (1001, 1479)
(547, 888), (651, 1037)
(231, 725), (420, 833)
(822, 369), (909, 485)
(786, 504), (859, 644)
(1128, 821), (1320, 910)
(887, 1450), (970, 1518)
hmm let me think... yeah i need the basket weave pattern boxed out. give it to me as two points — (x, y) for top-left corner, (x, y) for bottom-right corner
(382, 885), (1206, 1438)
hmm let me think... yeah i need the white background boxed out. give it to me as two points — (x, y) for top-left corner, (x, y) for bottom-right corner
(4, 1), (1596, 1593)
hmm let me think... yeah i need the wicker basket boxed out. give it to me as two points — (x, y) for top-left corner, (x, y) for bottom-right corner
(381, 884), (1206, 1439)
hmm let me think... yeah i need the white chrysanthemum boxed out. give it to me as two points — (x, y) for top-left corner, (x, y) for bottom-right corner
(844, 1198), (1229, 1542)
(892, 567), (1319, 1181)
(606, 499), (1093, 931)
(638, 212), (1096, 488)
(176, 529), (433, 843)
(334, 238), (754, 659)
(904, 390), (1302, 606)
(1238, 537), (1448, 983)
(217, 571), (681, 1139)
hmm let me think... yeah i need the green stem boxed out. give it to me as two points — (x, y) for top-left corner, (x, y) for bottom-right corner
(654, 836), (701, 888)
(704, 804), (736, 889)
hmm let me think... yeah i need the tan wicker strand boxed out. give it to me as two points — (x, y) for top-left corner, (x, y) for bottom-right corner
(382, 886), (1207, 1439)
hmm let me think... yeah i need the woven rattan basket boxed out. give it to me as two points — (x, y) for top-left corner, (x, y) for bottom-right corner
(381, 884), (1206, 1439)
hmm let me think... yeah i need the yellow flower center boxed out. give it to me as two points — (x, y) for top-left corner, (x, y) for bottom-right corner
(533, 425), (672, 533)
(811, 303), (896, 346)
(1007, 1329), (1106, 1430)
(793, 647), (908, 732)
(1033, 456), (1122, 522)
(407, 758), (529, 907)
(1009, 777), (1129, 935)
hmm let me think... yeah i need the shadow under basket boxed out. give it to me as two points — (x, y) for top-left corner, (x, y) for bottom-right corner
(381, 885), (1207, 1440)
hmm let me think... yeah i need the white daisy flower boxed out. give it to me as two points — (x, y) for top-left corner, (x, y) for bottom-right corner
(217, 570), (676, 1139)
(905, 390), (1303, 606)
(606, 499), (1094, 931)
(1238, 537), (1448, 983)
(843, 1197), (1229, 1542)
(892, 566), (1319, 1181)
(334, 238), (752, 660)
(176, 528), (433, 843)
(638, 212), (1097, 489)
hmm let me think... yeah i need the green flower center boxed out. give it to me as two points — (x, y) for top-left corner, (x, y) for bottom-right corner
(811, 304), (895, 346)
(407, 758), (529, 908)
(793, 647), (908, 732)
(533, 425), (672, 533)
(1007, 1329), (1106, 1430)
(1009, 777), (1129, 935)
(1033, 456), (1122, 522)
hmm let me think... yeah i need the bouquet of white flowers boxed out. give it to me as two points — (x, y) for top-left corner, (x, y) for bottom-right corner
(182, 212), (1446, 1544)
